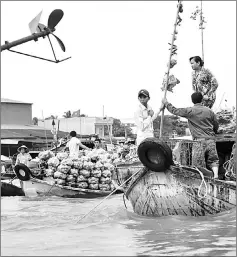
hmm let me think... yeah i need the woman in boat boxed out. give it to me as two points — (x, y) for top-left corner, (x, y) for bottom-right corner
(162, 92), (219, 179)
(190, 56), (218, 109)
(134, 89), (164, 146)
(15, 145), (32, 166)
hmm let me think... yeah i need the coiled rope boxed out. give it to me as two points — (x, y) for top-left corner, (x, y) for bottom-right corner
(223, 143), (236, 179)
(193, 166), (208, 198)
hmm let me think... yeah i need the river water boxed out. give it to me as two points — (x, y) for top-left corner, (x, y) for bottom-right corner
(1, 194), (236, 256)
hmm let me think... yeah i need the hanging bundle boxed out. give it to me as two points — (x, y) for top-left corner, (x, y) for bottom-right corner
(159, 0), (184, 138)
(160, 1), (184, 93)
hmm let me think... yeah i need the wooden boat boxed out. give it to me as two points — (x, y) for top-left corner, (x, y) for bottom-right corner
(124, 134), (236, 217)
(1, 181), (25, 196)
(19, 177), (118, 198)
(12, 161), (139, 198)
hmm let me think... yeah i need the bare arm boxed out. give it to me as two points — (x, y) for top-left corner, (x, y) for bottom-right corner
(78, 142), (90, 150)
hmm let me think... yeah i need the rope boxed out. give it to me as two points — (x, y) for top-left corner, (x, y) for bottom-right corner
(8, 49), (58, 63)
(47, 35), (58, 62)
(9, 176), (17, 185)
(193, 166), (208, 198)
(223, 143), (236, 179)
(44, 181), (56, 196)
(123, 193), (127, 209)
(76, 168), (141, 223)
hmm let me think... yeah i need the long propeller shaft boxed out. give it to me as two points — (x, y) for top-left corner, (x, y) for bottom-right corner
(1, 29), (55, 52)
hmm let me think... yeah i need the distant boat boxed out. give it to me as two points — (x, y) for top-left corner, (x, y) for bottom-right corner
(1, 181), (25, 196)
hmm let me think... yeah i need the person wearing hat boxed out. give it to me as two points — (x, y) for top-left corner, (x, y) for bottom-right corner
(15, 145), (32, 166)
(134, 89), (164, 146)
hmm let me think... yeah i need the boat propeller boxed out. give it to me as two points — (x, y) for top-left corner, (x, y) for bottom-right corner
(1, 9), (71, 63)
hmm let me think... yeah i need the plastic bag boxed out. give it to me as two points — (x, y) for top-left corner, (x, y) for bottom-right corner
(61, 158), (73, 167)
(80, 169), (91, 178)
(88, 177), (99, 184)
(77, 175), (88, 182)
(102, 169), (112, 178)
(88, 183), (99, 190)
(91, 169), (102, 178)
(38, 150), (55, 160)
(100, 176), (112, 184)
(56, 152), (68, 161)
(77, 182), (88, 189)
(47, 157), (60, 167)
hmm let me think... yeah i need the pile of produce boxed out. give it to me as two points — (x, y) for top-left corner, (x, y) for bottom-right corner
(34, 149), (119, 191)
(216, 108), (236, 134)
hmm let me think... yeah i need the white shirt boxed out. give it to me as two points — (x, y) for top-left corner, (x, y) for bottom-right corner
(66, 137), (81, 157)
(16, 153), (32, 166)
(134, 103), (158, 145)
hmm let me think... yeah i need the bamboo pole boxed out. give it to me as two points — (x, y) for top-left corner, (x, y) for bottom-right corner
(159, 1), (182, 138)
(200, 0), (204, 63)
(76, 168), (141, 223)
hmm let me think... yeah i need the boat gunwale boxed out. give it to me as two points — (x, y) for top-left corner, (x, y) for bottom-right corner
(29, 177), (113, 195)
(124, 164), (236, 199)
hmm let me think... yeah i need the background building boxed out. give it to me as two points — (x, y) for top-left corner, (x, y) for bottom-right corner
(38, 117), (114, 139)
(1, 98), (68, 156)
(1, 98), (32, 125)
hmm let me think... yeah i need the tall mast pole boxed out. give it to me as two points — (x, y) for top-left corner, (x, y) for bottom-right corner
(159, 1), (183, 138)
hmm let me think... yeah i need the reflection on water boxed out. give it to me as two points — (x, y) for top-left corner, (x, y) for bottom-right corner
(1, 195), (236, 256)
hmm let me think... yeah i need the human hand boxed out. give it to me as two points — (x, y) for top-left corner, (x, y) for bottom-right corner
(162, 97), (168, 105)
(160, 102), (165, 111)
(148, 110), (154, 116)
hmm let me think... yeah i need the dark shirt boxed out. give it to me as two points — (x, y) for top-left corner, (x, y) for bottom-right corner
(165, 102), (219, 139)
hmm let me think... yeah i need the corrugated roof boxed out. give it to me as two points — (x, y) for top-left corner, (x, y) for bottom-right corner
(1, 128), (68, 140)
(1, 98), (32, 104)
(1, 124), (46, 130)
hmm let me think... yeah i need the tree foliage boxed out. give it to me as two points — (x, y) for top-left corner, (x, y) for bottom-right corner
(153, 115), (188, 137)
(45, 115), (58, 120)
(32, 117), (38, 125)
(63, 111), (72, 118)
(107, 118), (135, 138)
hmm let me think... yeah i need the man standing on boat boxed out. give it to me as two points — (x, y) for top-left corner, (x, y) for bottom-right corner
(190, 56), (218, 109)
(65, 131), (90, 158)
(162, 92), (219, 179)
(134, 89), (164, 146)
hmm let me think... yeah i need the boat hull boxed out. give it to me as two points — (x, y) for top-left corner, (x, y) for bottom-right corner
(1, 181), (25, 196)
(21, 178), (116, 198)
(125, 165), (236, 217)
